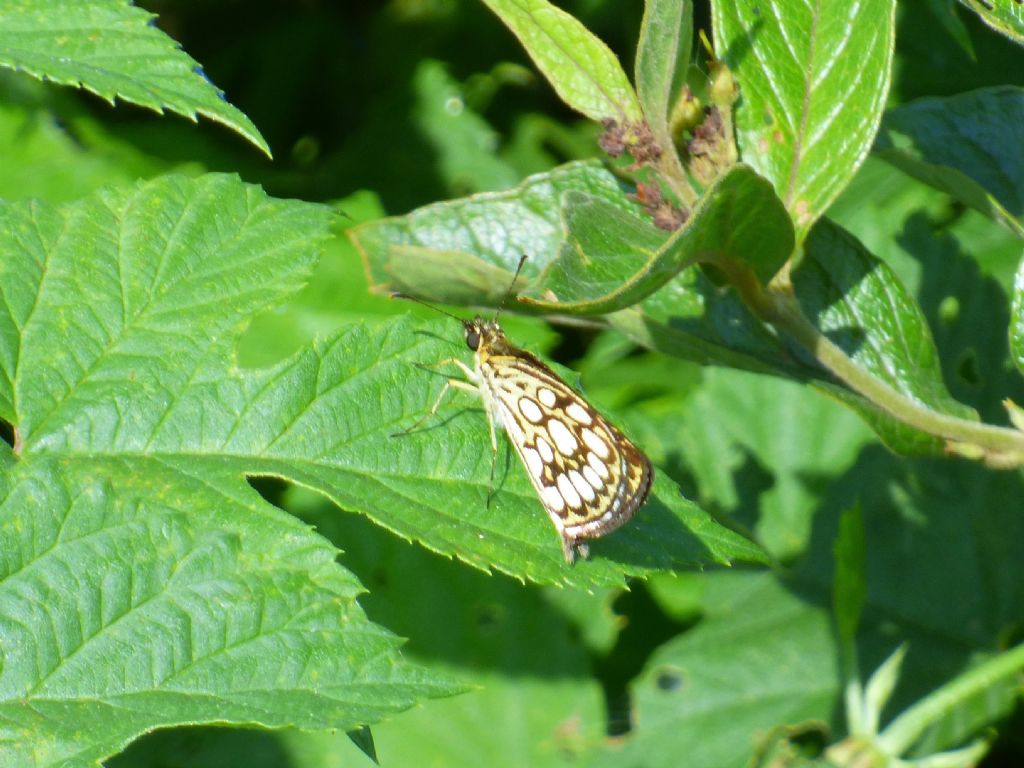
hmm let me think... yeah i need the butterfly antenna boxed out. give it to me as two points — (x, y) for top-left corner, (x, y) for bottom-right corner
(391, 292), (465, 323)
(493, 254), (528, 323)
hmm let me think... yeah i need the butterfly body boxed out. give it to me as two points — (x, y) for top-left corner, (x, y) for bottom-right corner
(458, 316), (653, 562)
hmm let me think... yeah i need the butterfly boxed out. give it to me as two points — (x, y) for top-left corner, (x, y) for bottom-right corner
(394, 257), (653, 563)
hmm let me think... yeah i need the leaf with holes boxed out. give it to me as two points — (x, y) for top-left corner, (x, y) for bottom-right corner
(875, 86), (1024, 237)
(961, 0), (1024, 44)
(589, 572), (840, 768)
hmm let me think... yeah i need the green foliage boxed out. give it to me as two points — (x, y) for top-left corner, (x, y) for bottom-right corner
(479, 0), (643, 123)
(961, 0), (1024, 42)
(832, 504), (866, 646)
(876, 87), (1024, 237)
(523, 165), (793, 313)
(0, 176), (460, 765)
(0, 0), (268, 156)
(635, 0), (692, 161)
(591, 572), (840, 768)
(1, 0), (1024, 766)
(713, 0), (897, 238)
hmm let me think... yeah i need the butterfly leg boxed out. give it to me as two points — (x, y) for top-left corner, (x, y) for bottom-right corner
(392, 369), (479, 438)
(484, 402), (499, 508)
(414, 357), (477, 380)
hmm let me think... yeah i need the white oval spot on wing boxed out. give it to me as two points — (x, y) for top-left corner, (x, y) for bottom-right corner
(557, 473), (582, 508)
(582, 465), (603, 489)
(536, 437), (554, 463)
(569, 470), (595, 501)
(522, 447), (543, 478)
(548, 419), (578, 456)
(588, 451), (610, 479)
(538, 388), (557, 407)
(581, 427), (610, 459)
(566, 402), (593, 425)
(518, 397), (544, 423)
(542, 484), (565, 512)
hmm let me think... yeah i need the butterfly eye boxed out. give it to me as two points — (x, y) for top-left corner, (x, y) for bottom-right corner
(465, 328), (480, 351)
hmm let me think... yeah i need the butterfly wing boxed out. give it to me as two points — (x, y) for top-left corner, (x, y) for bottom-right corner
(480, 350), (653, 562)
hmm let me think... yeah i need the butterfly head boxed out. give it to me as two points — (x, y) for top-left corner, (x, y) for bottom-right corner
(463, 317), (505, 352)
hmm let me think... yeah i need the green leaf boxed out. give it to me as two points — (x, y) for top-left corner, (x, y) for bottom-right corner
(412, 60), (520, 194)
(293, 502), (609, 767)
(0, 175), (462, 765)
(590, 572), (839, 768)
(346, 726), (378, 765)
(581, 343), (875, 563)
(237, 191), (396, 369)
(525, 191), (668, 310)
(645, 572), (705, 624)
(619, 254), (952, 459)
(478, 0), (643, 124)
(875, 86), (1024, 237)
(0, 0), (269, 157)
(713, 0), (896, 239)
(542, 584), (623, 655)
(795, 220), (978, 425)
(355, 333), (766, 582)
(894, 1), (1024, 104)
(879, 641), (1024, 757)
(611, 265), (800, 375)
(959, 0), (1024, 44)
(350, 160), (636, 300)
(832, 504), (866, 644)
(386, 246), (535, 307)
(0, 460), (452, 767)
(864, 645), (908, 736)
(826, 154), (1024, 422)
(800, 454), (1024, 756)
(635, 0), (692, 162)
(521, 165), (793, 314)
(350, 186), (764, 582)
(0, 93), (149, 204)
(617, 445), (1024, 766)
(672, 367), (874, 562)
(922, 0), (976, 60)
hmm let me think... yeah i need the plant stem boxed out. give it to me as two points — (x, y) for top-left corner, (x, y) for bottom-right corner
(655, 151), (698, 208)
(877, 641), (1024, 754)
(727, 265), (1024, 467)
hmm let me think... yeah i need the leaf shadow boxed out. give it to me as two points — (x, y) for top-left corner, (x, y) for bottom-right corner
(787, 444), (1024, 726)
(112, 724), (379, 768)
(717, 15), (765, 75)
(582, 487), (727, 570)
(790, 232), (878, 369)
(296, 496), (602, 682)
(643, 267), (806, 376)
(108, 726), (292, 768)
(896, 210), (1024, 419)
(0, 417), (13, 450)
